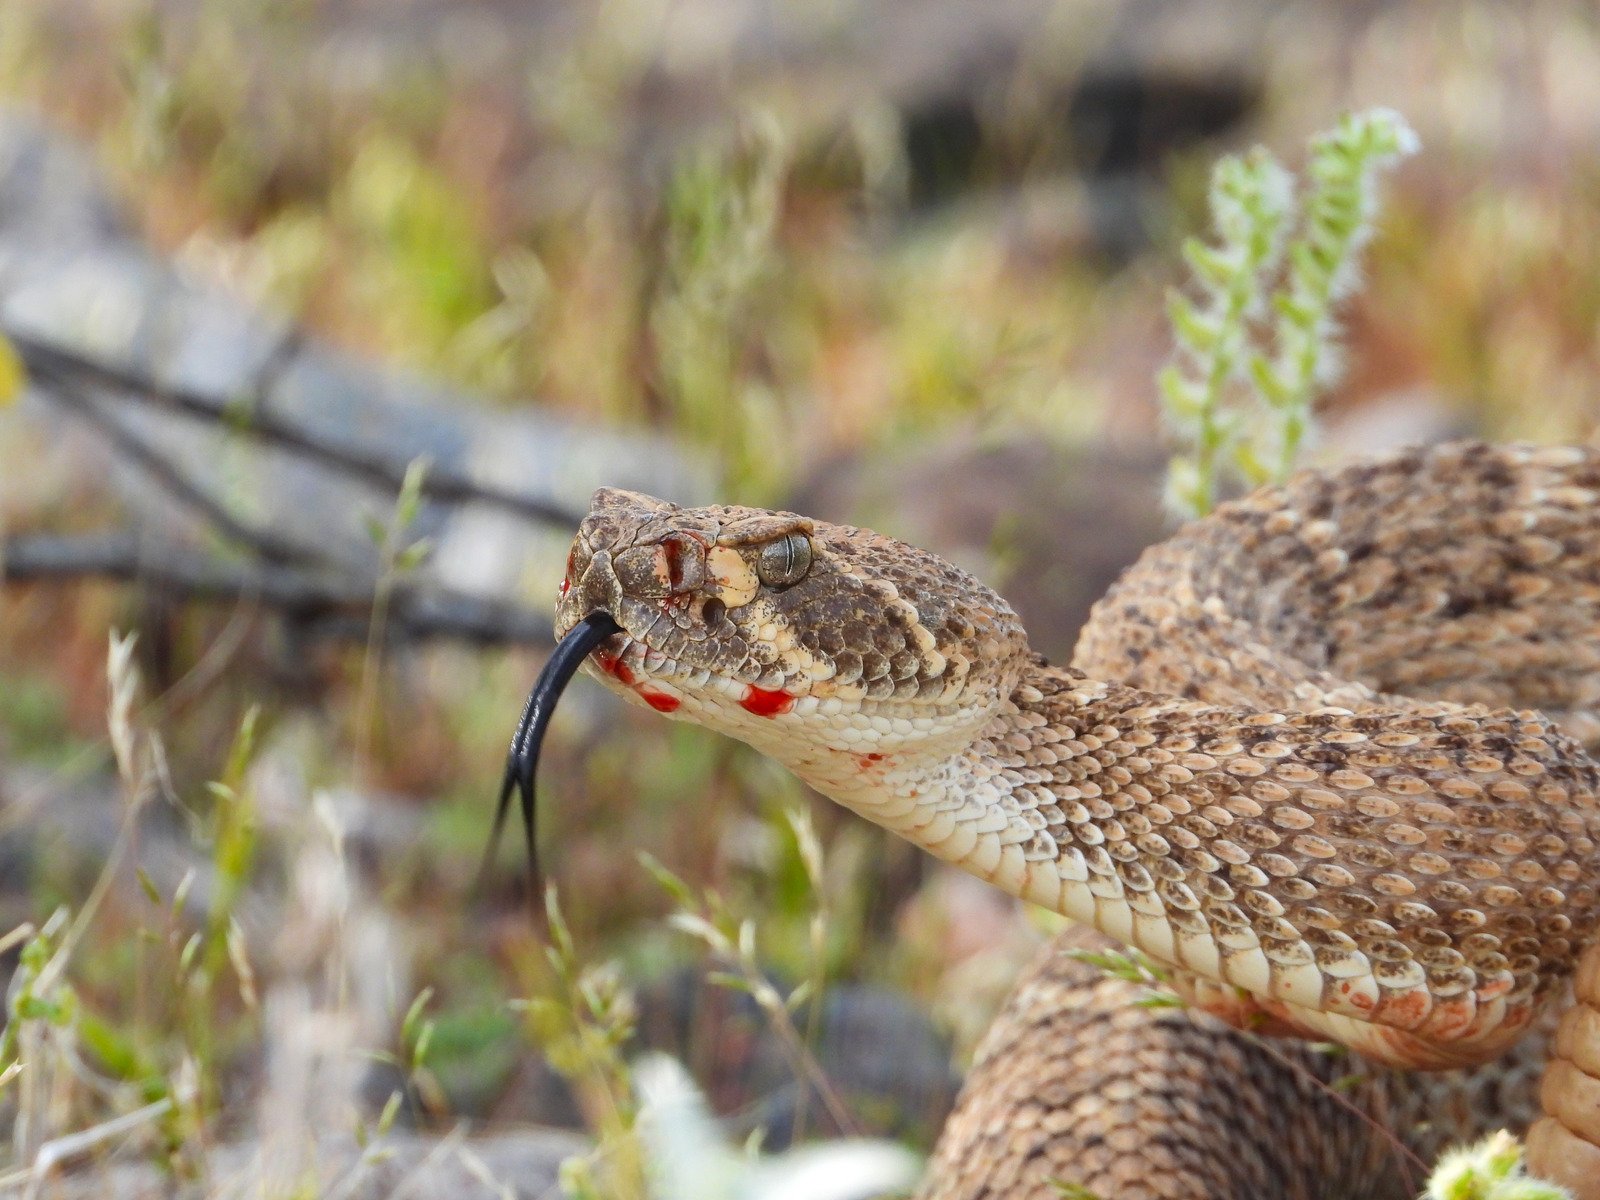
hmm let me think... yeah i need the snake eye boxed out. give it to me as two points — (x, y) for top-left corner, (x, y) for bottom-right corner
(755, 532), (813, 590)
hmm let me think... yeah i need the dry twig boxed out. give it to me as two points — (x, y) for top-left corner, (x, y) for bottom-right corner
(4, 327), (586, 528)
(0, 534), (548, 644)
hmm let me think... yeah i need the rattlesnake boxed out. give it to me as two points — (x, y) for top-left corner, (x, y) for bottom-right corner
(529, 440), (1600, 1197)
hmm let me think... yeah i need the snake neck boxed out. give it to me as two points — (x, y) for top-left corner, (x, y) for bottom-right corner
(780, 651), (1599, 1070)
(786, 655), (1147, 908)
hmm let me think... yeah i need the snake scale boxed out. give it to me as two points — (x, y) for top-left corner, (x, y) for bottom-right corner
(538, 440), (1600, 1197)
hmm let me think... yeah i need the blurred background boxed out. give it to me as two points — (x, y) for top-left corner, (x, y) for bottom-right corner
(0, 1), (1597, 1196)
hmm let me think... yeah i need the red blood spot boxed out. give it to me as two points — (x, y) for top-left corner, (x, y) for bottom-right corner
(641, 690), (680, 713)
(662, 533), (696, 591)
(855, 752), (885, 771)
(1374, 989), (1429, 1026)
(1428, 997), (1474, 1039)
(595, 652), (634, 686)
(740, 686), (794, 717)
(1477, 975), (1513, 1001)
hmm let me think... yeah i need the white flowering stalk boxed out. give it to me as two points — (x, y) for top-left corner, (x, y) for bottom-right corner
(1161, 108), (1418, 517)
(1160, 148), (1293, 518)
(1250, 108), (1419, 481)
(1426, 1130), (1571, 1200)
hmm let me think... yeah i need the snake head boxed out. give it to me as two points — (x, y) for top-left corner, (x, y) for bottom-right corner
(554, 488), (1031, 763)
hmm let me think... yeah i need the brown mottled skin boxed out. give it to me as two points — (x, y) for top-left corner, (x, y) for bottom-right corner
(921, 925), (1552, 1200)
(553, 442), (1600, 1198)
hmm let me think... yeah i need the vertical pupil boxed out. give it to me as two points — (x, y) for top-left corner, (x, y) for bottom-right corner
(776, 537), (793, 578)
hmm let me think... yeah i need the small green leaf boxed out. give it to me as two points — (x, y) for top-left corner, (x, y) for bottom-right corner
(78, 1011), (155, 1081)
(376, 1089), (403, 1137)
(1167, 294), (1220, 354)
(1131, 993), (1185, 1010)
(401, 988), (434, 1046)
(1180, 237), (1237, 292)
(20, 931), (49, 971)
(394, 538), (432, 573)
(1247, 354), (1289, 406)
(1272, 290), (1318, 328)
(395, 456), (431, 531)
(172, 869), (196, 920)
(1230, 440), (1273, 487)
(638, 852), (696, 909)
(177, 931), (203, 974)
(706, 970), (753, 995)
(411, 1021), (435, 1068)
(1157, 365), (1204, 421)
(222, 705), (260, 787)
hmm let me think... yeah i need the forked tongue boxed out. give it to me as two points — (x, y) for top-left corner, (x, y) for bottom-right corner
(480, 611), (622, 922)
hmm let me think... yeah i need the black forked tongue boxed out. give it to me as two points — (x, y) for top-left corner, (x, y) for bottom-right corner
(480, 611), (623, 923)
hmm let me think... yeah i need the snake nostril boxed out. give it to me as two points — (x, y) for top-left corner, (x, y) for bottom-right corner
(702, 597), (726, 628)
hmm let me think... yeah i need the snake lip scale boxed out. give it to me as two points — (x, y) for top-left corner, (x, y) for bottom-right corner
(523, 441), (1600, 1197)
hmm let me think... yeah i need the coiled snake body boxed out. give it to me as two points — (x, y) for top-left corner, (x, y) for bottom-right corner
(550, 441), (1600, 1197)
